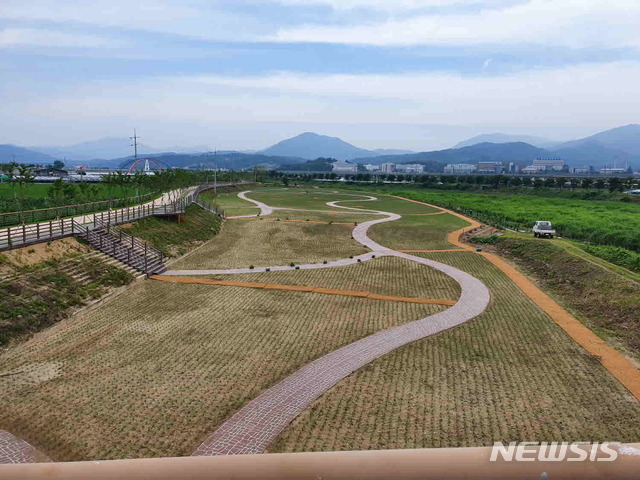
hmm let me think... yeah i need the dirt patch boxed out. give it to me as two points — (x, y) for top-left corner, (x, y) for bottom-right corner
(1, 238), (90, 270)
(461, 224), (500, 242)
(0, 361), (63, 395)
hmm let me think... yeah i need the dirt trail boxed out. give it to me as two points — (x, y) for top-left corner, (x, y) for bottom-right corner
(151, 275), (457, 306)
(389, 195), (640, 401)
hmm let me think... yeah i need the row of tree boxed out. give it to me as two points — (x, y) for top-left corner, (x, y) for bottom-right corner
(268, 170), (638, 192)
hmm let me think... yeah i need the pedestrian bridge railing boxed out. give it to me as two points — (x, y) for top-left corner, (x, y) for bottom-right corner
(0, 182), (245, 251)
(0, 192), (157, 228)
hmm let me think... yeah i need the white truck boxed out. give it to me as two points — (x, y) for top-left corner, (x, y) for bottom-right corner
(533, 221), (556, 238)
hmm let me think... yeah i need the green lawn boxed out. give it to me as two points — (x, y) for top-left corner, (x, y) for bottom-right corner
(0, 183), (52, 199)
(249, 188), (367, 210)
(368, 213), (469, 251)
(393, 189), (640, 253)
(0, 183), (143, 201)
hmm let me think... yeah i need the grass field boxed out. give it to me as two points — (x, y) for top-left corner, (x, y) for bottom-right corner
(368, 213), (469, 251)
(0, 183), (52, 199)
(335, 194), (442, 215)
(204, 256), (461, 301)
(269, 210), (384, 223)
(0, 265), (446, 461)
(172, 218), (367, 269)
(249, 188), (367, 210)
(199, 189), (257, 210)
(0, 183), (144, 201)
(394, 189), (640, 253)
(269, 251), (640, 453)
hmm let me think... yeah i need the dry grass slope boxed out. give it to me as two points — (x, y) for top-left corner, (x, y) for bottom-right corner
(269, 251), (640, 453)
(0, 275), (446, 461)
(205, 256), (461, 301)
(368, 213), (470, 251)
(172, 219), (368, 269)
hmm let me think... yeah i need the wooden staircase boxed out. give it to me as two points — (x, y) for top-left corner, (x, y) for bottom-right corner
(74, 220), (166, 276)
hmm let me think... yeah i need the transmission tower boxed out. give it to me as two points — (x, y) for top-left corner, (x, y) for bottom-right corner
(130, 129), (139, 162)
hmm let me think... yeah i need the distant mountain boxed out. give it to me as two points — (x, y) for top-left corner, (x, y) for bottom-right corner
(557, 124), (640, 156)
(0, 144), (57, 165)
(280, 158), (335, 172)
(33, 137), (162, 162)
(371, 148), (414, 156)
(353, 142), (549, 170)
(550, 124), (640, 168)
(261, 132), (372, 161)
(551, 142), (639, 168)
(455, 133), (557, 149)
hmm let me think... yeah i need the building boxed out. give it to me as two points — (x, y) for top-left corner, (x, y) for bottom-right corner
(532, 158), (565, 171)
(33, 167), (68, 178)
(599, 167), (627, 175)
(380, 163), (396, 173)
(396, 163), (424, 174)
(331, 161), (358, 174)
(444, 163), (477, 174)
(571, 166), (591, 174)
(363, 164), (380, 172)
(522, 165), (546, 174)
(476, 162), (503, 174)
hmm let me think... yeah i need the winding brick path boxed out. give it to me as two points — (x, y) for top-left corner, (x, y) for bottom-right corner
(190, 192), (491, 456)
(0, 431), (49, 464)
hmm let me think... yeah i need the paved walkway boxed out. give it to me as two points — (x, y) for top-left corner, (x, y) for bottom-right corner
(226, 191), (274, 218)
(190, 192), (491, 456)
(0, 431), (49, 464)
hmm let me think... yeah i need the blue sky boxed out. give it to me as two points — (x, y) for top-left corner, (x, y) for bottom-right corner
(2, 0), (640, 151)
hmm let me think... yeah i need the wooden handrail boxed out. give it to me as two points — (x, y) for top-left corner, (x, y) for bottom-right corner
(1, 445), (639, 480)
(0, 183), (237, 251)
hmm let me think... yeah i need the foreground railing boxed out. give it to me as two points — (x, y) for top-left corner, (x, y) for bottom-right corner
(1, 445), (639, 480)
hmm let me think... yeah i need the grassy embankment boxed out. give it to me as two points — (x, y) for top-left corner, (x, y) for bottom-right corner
(122, 204), (222, 257)
(389, 189), (640, 273)
(0, 239), (134, 346)
(488, 236), (640, 359)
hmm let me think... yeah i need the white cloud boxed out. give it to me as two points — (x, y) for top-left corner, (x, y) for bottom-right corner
(272, 0), (640, 48)
(16, 61), (640, 132)
(0, 28), (119, 48)
(0, 0), (268, 42)
(269, 0), (492, 11)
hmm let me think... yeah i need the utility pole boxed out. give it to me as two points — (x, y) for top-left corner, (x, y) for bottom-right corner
(130, 129), (139, 163)
(214, 148), (217, 196)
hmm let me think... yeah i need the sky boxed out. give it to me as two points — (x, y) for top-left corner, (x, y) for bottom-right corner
(1, 0), (640, 152)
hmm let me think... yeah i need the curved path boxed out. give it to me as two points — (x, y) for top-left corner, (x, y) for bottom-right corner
(191, 191), (491, 456)
(226, 191), (274, 218)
